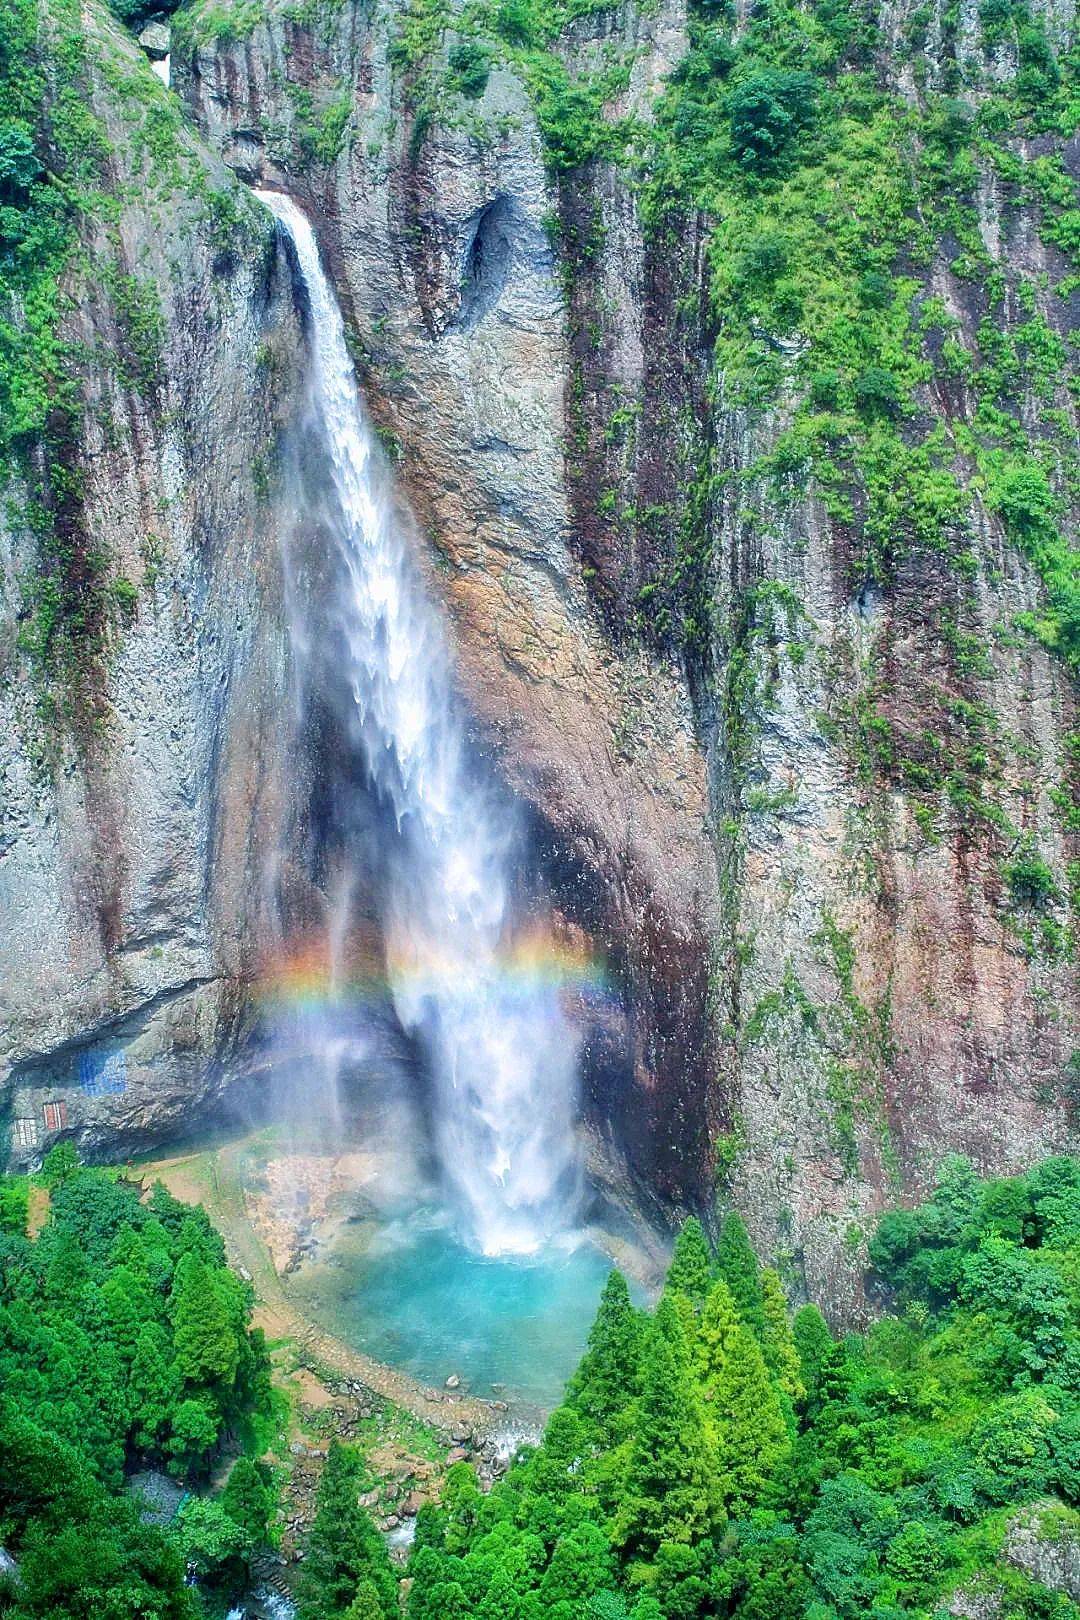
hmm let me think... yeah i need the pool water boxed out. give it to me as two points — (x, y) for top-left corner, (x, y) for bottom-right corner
(284, 1209), (619, 1408)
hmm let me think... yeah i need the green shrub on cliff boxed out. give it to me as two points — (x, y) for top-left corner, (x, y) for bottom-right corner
(727, 70), (818, 170)
(447, 38), (490, 98)
(986, 458), (1080, 670)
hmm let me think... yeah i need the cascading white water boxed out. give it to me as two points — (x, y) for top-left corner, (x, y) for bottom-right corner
(259, 191), (581, 1255)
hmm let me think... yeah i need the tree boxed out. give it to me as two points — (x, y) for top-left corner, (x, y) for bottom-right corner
(14, 1511), (197, 1620)
(101, 1265), (156, 1369)
(792, 1305), (835, 1410)
(41, 1140), (80, 1188)
(298, 1440), (396, 1620)
(715, 1213), (766, 1339)
(175, 1494), (252, 1583)
(408, 1571), (472, 1620)
(853, 366), (904, 420)
(175, 1210), (227, 1267)
(0, 1161), (274, 1611)
(761, 1268), (805, 1403)
(653, 1290), (692, 1364)
(170, 1252), (239, 1388)
(665, 1219), (713, 1309)
(50, 1172), (144, 1262)
(538, 1521), (616, 1606)
(884, 1520), (940, 1604)
(406, 1547), (457, 1620)
(221, 1455), (273, 1545)
(628, 1598), (664, 1620)
(0, 119), (40, 202)
(442, 1460), (483, 1555)
(728, 70), (817, 169)
(110, 1222), (175, 1295)
(731, 1537), (810, 1620)
(612, 1304), (718, 1561)
(128, 1322), (181, 1451)
(804, 1475), (899, 1618)
(0, 1174), (29, 1235)
(695, 1280), (790, 1513)
(569, 1269), (643, 1436)
(166, 1397), (219, 1475)
(447, 39), (490, 98)
(478, 1566), (527, 1620)
(345, 1583), (389, 1620)
(44, 1224), (90, 1303)
(584, 1596), (629, 1620)
(1028, 1157), (1080, 1248)
(528, 1405), (590, 1504)
(652, 1539), (711, 1620)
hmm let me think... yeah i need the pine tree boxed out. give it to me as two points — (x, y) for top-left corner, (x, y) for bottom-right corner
(298, 1440), (396, 1620)
(170, 1253), (239, 1388)
(165, 1396), (219, 1474)
(715, 1213), (766, 1339)
(529, 1405), (590, 1502)
(441, 1461), (483, 1556)
(612, 1302), (717, 1561)
(101, 1265), (156, 1370)
(221, 1456), (272, 1544)
(665, 1218), (713, 1308)
(344, 1582), (388, 1620)
(538, 1520), (615, 1606)
(41, 1140), (80, 1188)
(128, 1322), (181, 1452)
(653, 1291), (692, 1366)
(791, 1303), (836, 1411)
(760, 1268), (805, 1403)
(111, 1221), (175, 1294)
(405, 1547), (473, 1620)
(414, 1578), (472, 1620)
(693, 1276), (742, 1386)
(569, 1269), (642, 1436)
(666, 1288), (699, 1358)
(404, 1548), (445, 1620)
(478, 1567), (526, 1620)
(695, 1279), (790, 1513)
(44, 1225), (90, 1303)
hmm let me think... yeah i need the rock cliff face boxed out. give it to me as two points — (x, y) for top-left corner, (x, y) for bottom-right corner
(0, 5), (307, 1159)
(1, 0), (1076, 1307)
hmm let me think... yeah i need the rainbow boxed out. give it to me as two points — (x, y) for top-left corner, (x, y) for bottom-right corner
(254, 922), (613, 1011)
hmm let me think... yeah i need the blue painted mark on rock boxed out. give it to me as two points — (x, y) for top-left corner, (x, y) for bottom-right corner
(78, 1048), (127, 1096)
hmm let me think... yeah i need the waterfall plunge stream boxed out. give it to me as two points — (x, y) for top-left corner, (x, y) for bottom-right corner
(260, 192), (581, 1256)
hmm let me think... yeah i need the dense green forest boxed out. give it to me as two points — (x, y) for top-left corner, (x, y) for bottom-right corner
(396, 1156), (1080, 1620)
(0, 1146), (277, 1619)
(4, 1152), (1080, 1617)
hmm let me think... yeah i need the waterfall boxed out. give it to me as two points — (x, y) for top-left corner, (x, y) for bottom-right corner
(259, 191), (581, 1256)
